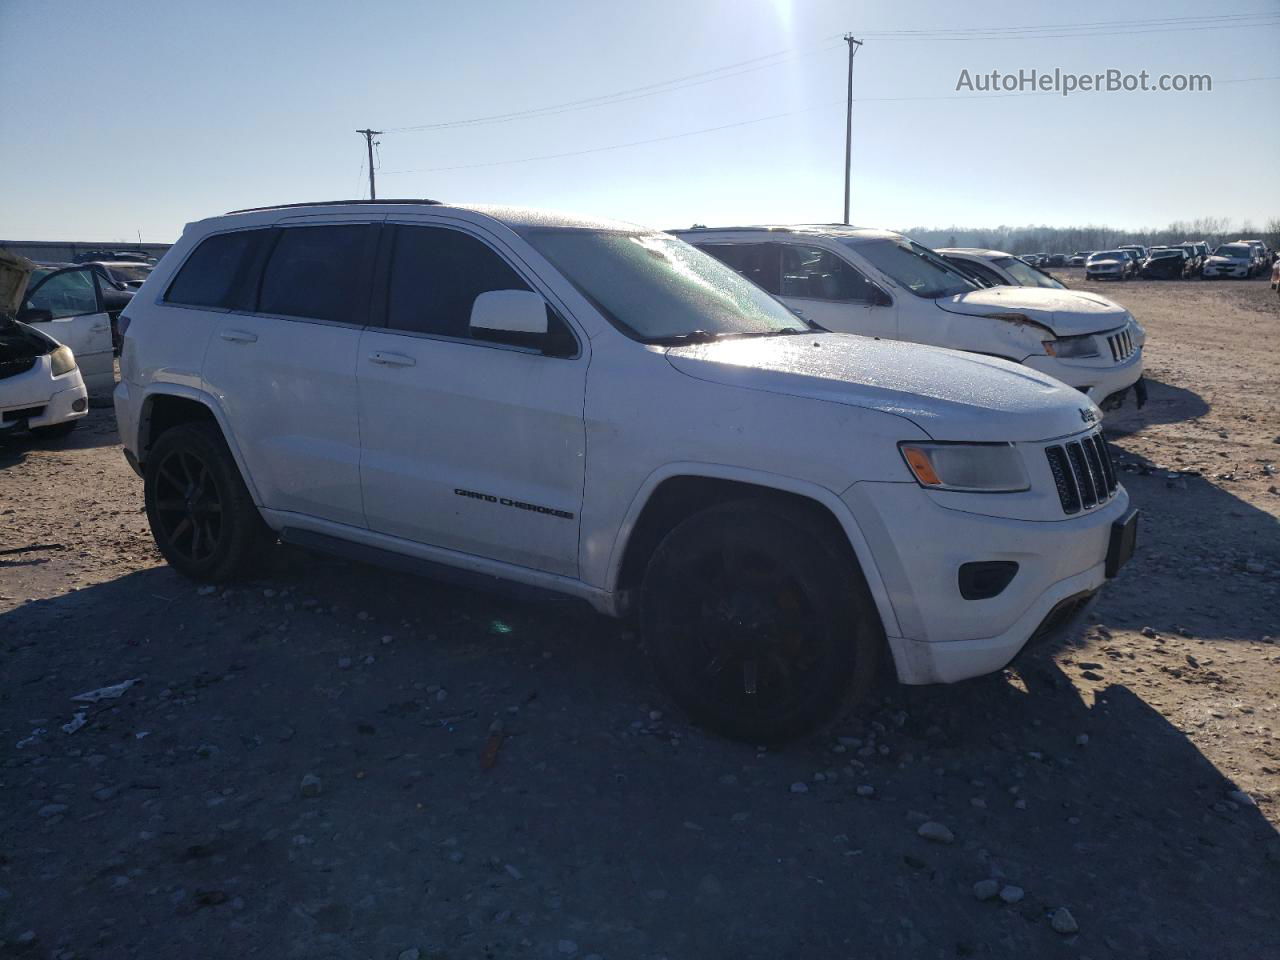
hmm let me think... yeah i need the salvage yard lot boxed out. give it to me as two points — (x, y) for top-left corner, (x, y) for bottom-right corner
(1, 277), (1277, 959)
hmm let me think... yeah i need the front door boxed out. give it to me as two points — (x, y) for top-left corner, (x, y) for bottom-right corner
(775, 242), (897, 339)
(357, 222), (587, 577)
(22, 266), (115, 393)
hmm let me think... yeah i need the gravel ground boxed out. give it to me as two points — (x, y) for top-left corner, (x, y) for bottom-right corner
(1, 277), (1277, 959)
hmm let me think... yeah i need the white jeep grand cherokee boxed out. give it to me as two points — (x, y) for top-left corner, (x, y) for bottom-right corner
(674, 226), (1146, 412)
(114, 201), (1138, 741)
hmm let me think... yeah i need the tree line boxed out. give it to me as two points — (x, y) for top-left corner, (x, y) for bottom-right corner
(899, 217), (1280, 255)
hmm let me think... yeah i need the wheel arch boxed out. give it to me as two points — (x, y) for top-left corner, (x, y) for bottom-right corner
(606, 464), (901, 637)
(137, 386), (263, 506)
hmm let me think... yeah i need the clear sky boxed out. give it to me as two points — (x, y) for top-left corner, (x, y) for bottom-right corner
(1, 0), (1276, 242)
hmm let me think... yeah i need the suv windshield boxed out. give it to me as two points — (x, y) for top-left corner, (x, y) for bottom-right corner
(992, 256), (1064, 289)
(521, 229), (810, 343)
(1090, 251), (1125, 261)
(1150, 250), (1181, 258)
(843, 238), (976, 299)
(1215, 245), (1250, 257)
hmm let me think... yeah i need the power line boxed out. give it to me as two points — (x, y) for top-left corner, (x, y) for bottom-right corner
(860, 11), (1278, 36)
(385, 39), (844, 133)
(861, 16), (1280, 42)
(379, 74), (1280, 177)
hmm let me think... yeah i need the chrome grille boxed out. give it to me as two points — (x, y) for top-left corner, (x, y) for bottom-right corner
(1106, 327), (1135, 362)
(1045, 431), (1119, 515)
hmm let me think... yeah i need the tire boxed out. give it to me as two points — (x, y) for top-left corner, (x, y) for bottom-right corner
(30, 419), (77, 439)
(639, 498), (882, 742)
(143, 421), (272, 582)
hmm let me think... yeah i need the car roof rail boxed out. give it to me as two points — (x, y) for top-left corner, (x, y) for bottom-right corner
(224, 199), (443, 214)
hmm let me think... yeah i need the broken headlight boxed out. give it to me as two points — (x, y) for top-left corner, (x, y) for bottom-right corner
(1042, 334), (1099, 359)
(50, 345), (77, 376)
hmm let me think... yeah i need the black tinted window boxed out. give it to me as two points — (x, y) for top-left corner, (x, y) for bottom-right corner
(695, 243), (780, 294)
(386, 226), (530, 338)
(166, 230), (264, 309)
(781, 244), (881, 303)
(258, 225), (373, 323)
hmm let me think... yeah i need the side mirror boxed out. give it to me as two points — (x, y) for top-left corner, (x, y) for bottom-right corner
(17, 307), (53, 324)
(873, 289), (893, 308)
(470, 290), (548, 339)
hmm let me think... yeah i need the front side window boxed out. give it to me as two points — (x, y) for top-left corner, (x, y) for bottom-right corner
(779, 244), (883, 303)
(166, 230), (267, 310)
(386, 226), (531, 339)
(521, 229), (809, 343)
(944, 256), (1003, 287)
(847, 238), (977, 299)
(258, 225), (374, 323)
(26, 268), (99, 319)
(992, 256), (1065, 289)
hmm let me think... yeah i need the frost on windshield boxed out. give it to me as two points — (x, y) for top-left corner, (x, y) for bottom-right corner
(523, 230), (804, 341)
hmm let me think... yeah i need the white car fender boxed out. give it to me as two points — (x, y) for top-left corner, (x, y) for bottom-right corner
(132, 381), (266, 508)
(602, 460), (903, 638)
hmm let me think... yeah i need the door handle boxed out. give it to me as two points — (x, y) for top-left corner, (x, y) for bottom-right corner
(91, 323), (110, 333)
(220, 329), (258, 343)
(368, 351), (416, 367)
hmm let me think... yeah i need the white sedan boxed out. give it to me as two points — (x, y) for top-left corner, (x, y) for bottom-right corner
(1, 250), (90, 438)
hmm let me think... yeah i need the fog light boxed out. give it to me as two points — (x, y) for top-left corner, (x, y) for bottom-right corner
(958, 561), (1019, 600)
(72, 398), (87, 412)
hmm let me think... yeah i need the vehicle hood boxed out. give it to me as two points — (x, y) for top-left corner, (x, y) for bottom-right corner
(664, 333), (1100, 442)
(0, 248), (34, 318)
(931, 285), (1128, 335)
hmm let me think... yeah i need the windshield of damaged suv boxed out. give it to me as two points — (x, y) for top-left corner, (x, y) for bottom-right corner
(843, 238), (977, 299)
(1214, 245), (1250, 258)
(521, 229), (811, 343)
(993, 256), (1064, 289)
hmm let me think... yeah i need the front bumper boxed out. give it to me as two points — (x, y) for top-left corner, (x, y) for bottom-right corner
(843, 480), (1131, 685)
(1203, 265), (1249, 278)
(1, 360), (89, 432)
(1022, 349), (1143, 407)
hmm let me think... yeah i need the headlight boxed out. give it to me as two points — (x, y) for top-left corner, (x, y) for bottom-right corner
(49, 345), (78, 376)
(1042, 334), (1099, 359)
(899, 442), (1030, 493)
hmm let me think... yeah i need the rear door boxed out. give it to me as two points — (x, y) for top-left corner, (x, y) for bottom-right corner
(356, 221), (587, 576)
(22, 266), (114, 393)
(199, 218), (379, 529)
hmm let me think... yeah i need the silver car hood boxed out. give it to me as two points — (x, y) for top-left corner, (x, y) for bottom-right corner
(665, 333), (1100, 442)
(932, 285), (1128, 336)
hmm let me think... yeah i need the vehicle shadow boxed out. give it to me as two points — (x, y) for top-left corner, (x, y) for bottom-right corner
(1095, 443), (1279, 644)
(0, 406), (120, 466)
(1104, 376), (1209, 437)
(1, 556), (1276, 958)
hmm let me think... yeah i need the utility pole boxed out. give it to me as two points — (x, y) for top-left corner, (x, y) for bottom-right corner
(356, 128), (382, 199)
(842, 34), (863, 225)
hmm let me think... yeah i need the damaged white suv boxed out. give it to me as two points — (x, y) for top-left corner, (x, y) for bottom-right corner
(114, 201), (1138, 741)
(675, 226), (1146, 412)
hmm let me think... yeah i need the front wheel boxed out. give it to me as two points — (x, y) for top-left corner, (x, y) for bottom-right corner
(640, 499), (882, 742)
(144, 422), (272, 582)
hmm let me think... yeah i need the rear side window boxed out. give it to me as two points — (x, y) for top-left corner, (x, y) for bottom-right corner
(258, 224), (375, 323)
(166, 230), (264, 309)
(695, 243), (781, 294)
(386, 226), (531, 339)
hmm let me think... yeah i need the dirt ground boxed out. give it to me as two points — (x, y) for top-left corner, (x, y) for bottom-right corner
(1, 276), (1277, 960)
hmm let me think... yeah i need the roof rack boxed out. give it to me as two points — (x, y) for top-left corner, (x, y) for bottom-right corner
(668, 225), (796, 234)
(224, 199), (443, 215)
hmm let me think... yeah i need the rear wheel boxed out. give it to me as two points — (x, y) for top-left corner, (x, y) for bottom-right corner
(144, 422), (272, 581)
(640, 499), (882, 742)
